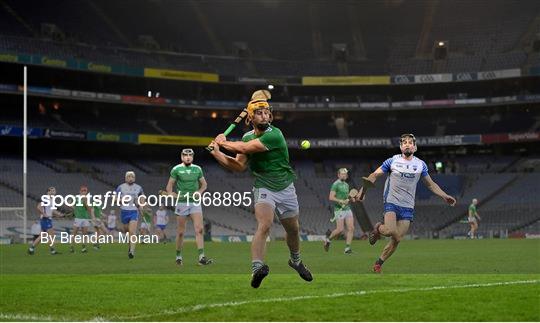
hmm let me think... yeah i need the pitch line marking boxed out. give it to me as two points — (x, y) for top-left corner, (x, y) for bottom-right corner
(120, 279), (539, 320)
(0, 279), (537, 321)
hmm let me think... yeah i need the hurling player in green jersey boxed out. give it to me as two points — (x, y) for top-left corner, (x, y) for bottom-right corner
(70, 185), (96, 254)
(91, 204), (108, 250)
(468, 198), (481, 239)
(324, 168), (355, 254)
(166, 148), (213, 266)
(210, 93), (313, 288)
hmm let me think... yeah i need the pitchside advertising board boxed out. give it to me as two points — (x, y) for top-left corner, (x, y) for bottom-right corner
(4, 80), (538, 112)
(1, 124), (539, 147)
(0, 125), (43, 137)
(0, 52), (524, 85)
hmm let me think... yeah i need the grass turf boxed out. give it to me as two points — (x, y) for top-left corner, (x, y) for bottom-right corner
(1, 239), (539, 321)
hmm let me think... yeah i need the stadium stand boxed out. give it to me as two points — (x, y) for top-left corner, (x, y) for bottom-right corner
(1, 0), (539, 76)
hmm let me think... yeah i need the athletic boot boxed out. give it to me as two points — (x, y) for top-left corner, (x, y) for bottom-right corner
(251, 264), (270, 288)
(323, 239), (331, 252)
(198, 256), (213, 266)
(288, 260), (313, 282)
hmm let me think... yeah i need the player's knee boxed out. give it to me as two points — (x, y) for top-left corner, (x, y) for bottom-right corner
(257, 222), (272, 235)
(194, 226), (204, 236)
(384, 227), (397, 237)
(176, 230), (184, 238)
(347, 227), (354, 234)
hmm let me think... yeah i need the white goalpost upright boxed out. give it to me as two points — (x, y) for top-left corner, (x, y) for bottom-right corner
(23, 65), (28, 243)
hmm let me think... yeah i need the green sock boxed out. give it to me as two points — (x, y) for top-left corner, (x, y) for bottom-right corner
(346, 244), (351, 249)
(176, 250), (182, 258)
(198, 248), (204, 259)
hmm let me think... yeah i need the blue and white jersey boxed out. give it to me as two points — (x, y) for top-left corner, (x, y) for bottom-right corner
(40, 201), (53, 219)
(115, 183), (144, 211)
(381, 154), (428, 209)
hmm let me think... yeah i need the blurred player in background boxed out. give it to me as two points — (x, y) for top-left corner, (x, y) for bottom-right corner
(362, 134), (456, 273)
(69, 185), (95, 254)
(210, 95), (313, 288)
(106, 209), (118, 234)
(28, 186), (64, 255)
(139, 206), (152, 237)
(154, 205), (169, 243)
(468, 198), (481, 239)
(166, 148), (213, 266)
(92, 204), (107, 250)
(116, 171), (145, 259)
(324, 168), (355, 254)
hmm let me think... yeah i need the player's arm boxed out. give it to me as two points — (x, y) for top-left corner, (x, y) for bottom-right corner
(209, 141), (248, 172)
(88, 205), (97, 221)
(36, 202), (44, 217)
(52, 210), (64, 217)
(198, 177), (208, 194)
(112, 185), (121, 205)
(165, 177), (178, 198)
(214, 133), (266, 155)
(217, 137), (266, 155)
(365, 166), (386, 184)
(421, 175), (457, 206)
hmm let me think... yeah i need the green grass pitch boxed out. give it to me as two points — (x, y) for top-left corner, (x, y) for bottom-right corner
(1, 239), (539, 321)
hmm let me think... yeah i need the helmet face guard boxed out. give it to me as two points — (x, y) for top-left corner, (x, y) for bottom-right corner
(181, 148), (194, 156)
(181, 148), (194, 165)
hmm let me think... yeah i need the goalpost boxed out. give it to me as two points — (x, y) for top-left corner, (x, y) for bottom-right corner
(23, 65), (28, 243)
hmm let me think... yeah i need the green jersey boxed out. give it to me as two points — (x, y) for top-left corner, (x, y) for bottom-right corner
(93, 206), (102, 219)
(74, 204), (90, 219)
(170, 163), (204, 202)
(469, 204), (477, 216)
(331, 180), (351, 211)
(242, 125), (296, 191)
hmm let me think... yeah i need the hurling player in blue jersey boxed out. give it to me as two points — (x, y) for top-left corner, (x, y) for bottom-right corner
(360, 134), (456, 273)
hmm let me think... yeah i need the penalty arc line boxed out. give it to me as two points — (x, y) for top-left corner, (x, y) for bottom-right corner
(0, 279), (537, 321)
